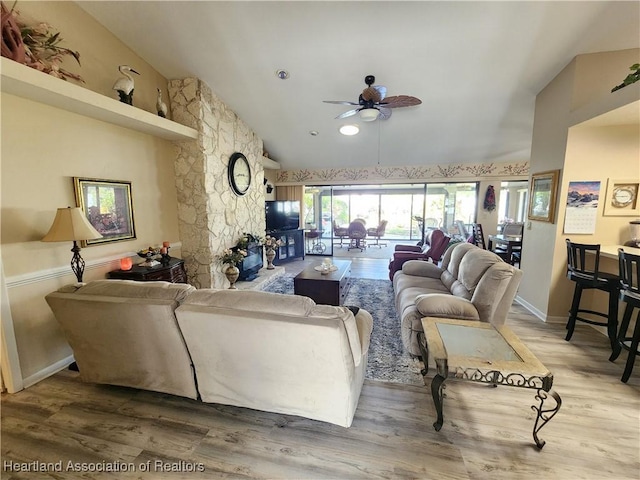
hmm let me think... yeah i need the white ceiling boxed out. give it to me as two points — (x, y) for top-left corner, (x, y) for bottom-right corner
(77, 1), (639, 171)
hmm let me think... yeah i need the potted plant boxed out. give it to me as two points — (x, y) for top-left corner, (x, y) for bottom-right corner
(236, 232), (263, 250)
(611, 63), (640, 92)
(219, 247), (247, 289)
(263, 235), (283, 270)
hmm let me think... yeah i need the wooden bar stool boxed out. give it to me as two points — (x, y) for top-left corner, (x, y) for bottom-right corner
(564, 240), (620, 351)
(609, 249), (640, 383)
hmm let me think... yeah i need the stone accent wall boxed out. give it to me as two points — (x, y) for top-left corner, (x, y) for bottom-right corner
(168, 78), (265, 288)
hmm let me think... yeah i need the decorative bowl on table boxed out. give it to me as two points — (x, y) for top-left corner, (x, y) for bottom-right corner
(314, 264), (337, 274)
(137, 247), (161, 267)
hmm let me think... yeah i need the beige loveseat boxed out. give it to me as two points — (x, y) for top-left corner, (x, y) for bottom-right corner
(45, 280), (373, 427)
(393, 242), (523, 356)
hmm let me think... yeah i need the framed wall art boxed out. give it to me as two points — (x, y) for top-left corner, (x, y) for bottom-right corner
(74, 177), (136, 246)
(603, 178), (640, 216)
(528, 170), (560, 223)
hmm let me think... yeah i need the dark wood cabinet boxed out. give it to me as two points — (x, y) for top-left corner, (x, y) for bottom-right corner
(108, 257), (187, 283)
(271, 229), (305, 265)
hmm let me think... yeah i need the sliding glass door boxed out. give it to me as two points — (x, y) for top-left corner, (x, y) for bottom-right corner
(303, 186), (334, 256)
(303, 182), (479, 255)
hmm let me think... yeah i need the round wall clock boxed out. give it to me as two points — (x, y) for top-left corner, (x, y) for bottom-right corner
(228, 152), (251, 196)
(612, 185), (637, 208)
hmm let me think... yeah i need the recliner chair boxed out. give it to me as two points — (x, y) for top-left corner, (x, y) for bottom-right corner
(388, 229), (451, 280)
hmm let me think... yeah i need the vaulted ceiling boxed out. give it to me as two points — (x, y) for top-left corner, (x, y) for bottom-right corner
(78, 1), (639, 171)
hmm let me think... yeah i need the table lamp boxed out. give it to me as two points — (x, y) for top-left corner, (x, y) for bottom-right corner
(42, 207), (103, 282)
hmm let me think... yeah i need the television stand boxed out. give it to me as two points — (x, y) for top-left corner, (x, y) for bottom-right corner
(269, 229), (305, 265)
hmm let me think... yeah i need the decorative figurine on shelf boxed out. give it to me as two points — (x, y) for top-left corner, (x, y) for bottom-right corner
(113, 65), (139, 105)
(156, 88), (168, 118)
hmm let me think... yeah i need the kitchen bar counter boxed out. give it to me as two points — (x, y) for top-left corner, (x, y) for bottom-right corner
(598, 245), (640, 260)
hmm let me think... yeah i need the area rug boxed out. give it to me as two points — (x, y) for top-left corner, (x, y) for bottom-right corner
(262, 275), (424, 386)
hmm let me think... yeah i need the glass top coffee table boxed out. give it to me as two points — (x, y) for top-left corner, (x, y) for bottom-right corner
(418, 317), (562, 449)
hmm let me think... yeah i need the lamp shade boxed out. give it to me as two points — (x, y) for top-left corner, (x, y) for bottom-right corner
(42, 207), (103, 242)
(359, 108), (380, 122)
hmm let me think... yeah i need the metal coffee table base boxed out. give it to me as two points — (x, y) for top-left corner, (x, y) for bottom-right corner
(427, 369), (562, 449)
(419, 318), (562, 449)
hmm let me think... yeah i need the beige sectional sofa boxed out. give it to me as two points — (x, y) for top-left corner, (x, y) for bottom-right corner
(46, 280), (373, 427)
(393, 242), (523, 356)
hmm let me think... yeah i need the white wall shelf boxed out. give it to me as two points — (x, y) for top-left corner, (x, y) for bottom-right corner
(261, 156), (281, 169)
(1, 57), (198, 141)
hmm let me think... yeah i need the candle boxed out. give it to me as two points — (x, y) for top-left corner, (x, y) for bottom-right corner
(162, 241), (170, 248)
(160, 247), (168, 254)
(120, 257), (133, 270)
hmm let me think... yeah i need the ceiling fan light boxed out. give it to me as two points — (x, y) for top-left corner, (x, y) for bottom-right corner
(339, 124), (359, 136)
(359, 108), (380, 122)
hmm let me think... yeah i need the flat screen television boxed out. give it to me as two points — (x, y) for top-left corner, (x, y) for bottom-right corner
(265, 200), (300, 233)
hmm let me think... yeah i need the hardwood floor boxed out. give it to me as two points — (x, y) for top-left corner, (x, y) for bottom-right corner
(2, 260), (639, 479)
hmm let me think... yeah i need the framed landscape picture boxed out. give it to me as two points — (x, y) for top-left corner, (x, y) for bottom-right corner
(528, 170), (560, 223)
(74, 177), (136, 246)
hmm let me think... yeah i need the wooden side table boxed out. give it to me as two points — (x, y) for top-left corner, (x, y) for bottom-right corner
(419, 316), (561, 449)
(108, 257), (187, 284)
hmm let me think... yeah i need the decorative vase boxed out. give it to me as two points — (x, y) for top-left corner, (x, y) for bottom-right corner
(266, 248), (276, 270)
(225, 265), (240, 289)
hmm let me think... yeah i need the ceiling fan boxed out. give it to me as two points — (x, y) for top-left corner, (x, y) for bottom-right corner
(323, 75), (422, 122)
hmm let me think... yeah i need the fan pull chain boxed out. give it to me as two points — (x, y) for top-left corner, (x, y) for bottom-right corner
(377, 120), (381, 165)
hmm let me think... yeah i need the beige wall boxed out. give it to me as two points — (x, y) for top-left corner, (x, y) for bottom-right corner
(1, 93), (182, 382)
(2, 1), (269, 385)
(519, 48), (640, 320)
(1, 2), (181, 383)
(13, 1), (171, 117)
(549, 123), (639, 317)
(518, 60), (575, 318)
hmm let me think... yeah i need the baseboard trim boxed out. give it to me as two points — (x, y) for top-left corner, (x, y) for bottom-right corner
(22, 355), (75, 389)
(514, 295), (567, 325)
(514, 295), (545, 321)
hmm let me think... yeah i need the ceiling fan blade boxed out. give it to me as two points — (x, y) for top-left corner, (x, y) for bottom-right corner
(335, 108), (360, 119)
(323, 100), (360, 106)
(380, 95), (422, 108)
(378, 107), (392, 120)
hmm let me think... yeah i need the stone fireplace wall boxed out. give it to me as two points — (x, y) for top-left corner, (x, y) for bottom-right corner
(168, 78), (265, 288)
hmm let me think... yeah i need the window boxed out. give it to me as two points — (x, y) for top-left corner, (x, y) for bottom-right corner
(304, 182), (479, 243)
(499, 181), (529, 223)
